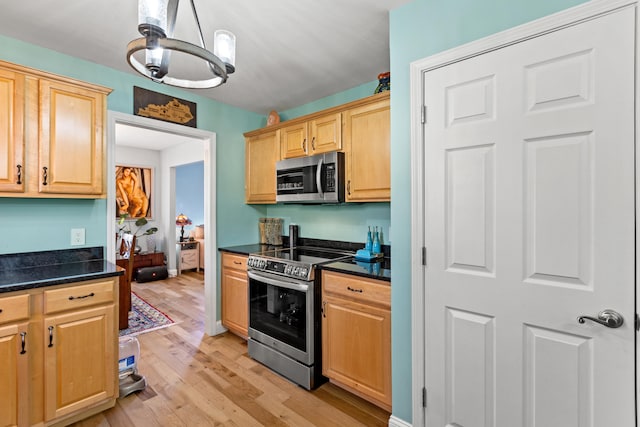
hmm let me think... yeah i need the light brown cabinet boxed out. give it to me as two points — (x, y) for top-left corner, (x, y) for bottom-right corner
(245, 128), (280, 204)
(244, 91), (389, 204)
(0, 277), (118, 427)
(280, 112), (342, 159)
(343, 97), (390, 202)
(0, 294), (30, 427)
(0, 60), (111, 198)
(321, 270), (391, 411)
(221, 252), (248, 338)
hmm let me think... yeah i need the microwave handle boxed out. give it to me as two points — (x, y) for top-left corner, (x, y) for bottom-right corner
(316, 158), (324, 197)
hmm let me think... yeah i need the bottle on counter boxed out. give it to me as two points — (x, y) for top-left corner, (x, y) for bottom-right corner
(365, 226), (373, 252)
(372, 226), (381, 254)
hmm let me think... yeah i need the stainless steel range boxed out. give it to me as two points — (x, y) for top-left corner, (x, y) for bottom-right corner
(246, 246), (352, 389)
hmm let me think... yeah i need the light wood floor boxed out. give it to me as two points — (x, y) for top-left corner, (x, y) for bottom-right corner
(71, 271), (391, 426)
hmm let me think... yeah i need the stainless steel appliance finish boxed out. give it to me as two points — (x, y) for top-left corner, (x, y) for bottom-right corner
(247, 246), (352, 389)
(275, 151), (345, 204)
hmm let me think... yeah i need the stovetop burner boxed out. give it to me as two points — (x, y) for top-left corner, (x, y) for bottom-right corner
(247, 246), (354, 281)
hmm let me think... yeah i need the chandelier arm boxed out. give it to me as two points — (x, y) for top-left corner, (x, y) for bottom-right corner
(189, 0), (207, 50)
(127, 37), (228, 89)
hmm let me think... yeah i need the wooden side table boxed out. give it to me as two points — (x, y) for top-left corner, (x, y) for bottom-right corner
(177, 241), (200, 274)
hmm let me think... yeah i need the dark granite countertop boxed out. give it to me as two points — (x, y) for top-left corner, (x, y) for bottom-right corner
(0, 247), (123, 294)
(319, 258), (391, 282)
(219, 240), (391, 282)
(218, 244), (283, 256)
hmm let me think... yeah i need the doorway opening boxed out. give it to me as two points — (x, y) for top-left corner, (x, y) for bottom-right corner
(107, 111), (223, 336)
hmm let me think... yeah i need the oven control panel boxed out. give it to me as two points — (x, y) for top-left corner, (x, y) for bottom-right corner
(247, 255), (312, 281)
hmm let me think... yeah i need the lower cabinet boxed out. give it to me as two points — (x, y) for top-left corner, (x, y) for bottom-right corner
(0, 277), (118, 427)
(221, 252), (248, 338)
(321, 270), (391, 411)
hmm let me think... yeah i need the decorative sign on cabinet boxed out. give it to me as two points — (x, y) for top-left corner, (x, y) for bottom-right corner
(0, 60), (112, 198)
(244, 91), (390, 204)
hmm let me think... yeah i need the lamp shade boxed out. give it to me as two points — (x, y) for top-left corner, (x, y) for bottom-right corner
(138, 0), (170, 36)
(214, 30), (236, 70)
(175, 213), (192, 226)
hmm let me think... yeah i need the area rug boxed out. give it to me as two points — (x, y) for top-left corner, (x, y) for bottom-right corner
(119, 292), (175, 337)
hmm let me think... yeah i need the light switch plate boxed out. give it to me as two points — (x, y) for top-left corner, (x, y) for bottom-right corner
(71, 228), (85, 246)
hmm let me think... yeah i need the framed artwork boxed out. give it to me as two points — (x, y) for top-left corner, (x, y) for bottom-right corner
(116, 165), (153, 219)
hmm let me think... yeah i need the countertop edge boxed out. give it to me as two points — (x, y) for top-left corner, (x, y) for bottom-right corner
(0, 262), (123, 294)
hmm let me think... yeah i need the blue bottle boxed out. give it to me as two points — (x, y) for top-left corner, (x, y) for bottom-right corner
(365, 226), (373, 252)
(372, 226), (381, 254)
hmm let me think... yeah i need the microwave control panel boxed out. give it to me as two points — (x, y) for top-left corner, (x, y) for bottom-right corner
(325, 164), (336, 192)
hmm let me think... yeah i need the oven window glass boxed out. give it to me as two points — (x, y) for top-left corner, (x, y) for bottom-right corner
(249, 279), (307, 352)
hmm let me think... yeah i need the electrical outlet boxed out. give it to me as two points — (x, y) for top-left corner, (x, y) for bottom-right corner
(70, 228), (85, 246)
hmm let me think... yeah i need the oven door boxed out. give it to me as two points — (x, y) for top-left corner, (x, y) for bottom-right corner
(247, 270), (314, 365)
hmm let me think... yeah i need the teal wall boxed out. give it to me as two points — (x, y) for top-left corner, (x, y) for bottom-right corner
(176, 161), (205, 233)
(389, 0), (588, 422)
(0, 34), (264, 254)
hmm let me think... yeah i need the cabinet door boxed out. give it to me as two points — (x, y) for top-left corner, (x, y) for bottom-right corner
(0, 68), (25, 193)
(344, 99), (390, 202)
(280, 122), (308, 159)
(221, 267), (248, 338)
(245, 130), (280, 203)
(309, 112), (342, 154)
(39, 79), (105, 195)
(0, 322), (28, 427)
(43, 304), (116, 421)
(322, 296), (391, 410)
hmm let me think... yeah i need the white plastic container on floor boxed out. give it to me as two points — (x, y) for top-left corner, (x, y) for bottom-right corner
(118, 336), (146, 397)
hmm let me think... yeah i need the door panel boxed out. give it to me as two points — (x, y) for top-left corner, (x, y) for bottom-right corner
(423, 7), (635, 426)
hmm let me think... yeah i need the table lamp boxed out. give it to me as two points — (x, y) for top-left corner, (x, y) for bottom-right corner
(175, 213), (192, 242)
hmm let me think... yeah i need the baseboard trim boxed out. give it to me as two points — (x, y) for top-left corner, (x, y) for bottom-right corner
(389, 415), (412, 427)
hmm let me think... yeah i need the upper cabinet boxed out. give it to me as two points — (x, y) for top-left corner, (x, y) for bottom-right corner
(0, 68), (25, 193)
(280, 112), (342, 159)
(0, 60), (111, 198)
(244, 91), (390, 204)
(245, 128), (280, 204)
(344, 98), (390, 202)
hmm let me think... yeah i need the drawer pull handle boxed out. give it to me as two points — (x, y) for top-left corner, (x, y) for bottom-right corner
(0, 309), (3, 313)
(42, 166), (48, 186)
(233, 261), (242, 265)
(68, 292), (95, 301)
(20, 332), (27, 354)
(16, 165), (22, 184)
(347, 286), (363, 293)
(48, 326), (54, 348)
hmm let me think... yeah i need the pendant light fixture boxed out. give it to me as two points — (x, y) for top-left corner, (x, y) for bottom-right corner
(127, 0), (236, 89)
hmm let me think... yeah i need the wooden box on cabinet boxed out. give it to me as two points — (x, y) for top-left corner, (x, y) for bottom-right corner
(221, 252), (248, 338)
(0, 277), (118, 427)
(321, 270), (391, 412)
(0, 59), (111, 198)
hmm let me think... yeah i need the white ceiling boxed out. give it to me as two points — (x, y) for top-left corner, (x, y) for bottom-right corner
(0, 0), (411, 116)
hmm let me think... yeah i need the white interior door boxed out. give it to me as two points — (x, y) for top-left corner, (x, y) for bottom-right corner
(422, 7), (635, 427)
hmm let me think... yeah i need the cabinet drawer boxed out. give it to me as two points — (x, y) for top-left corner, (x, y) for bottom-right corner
(0, 294), (30, 325)
(44, 280), (114, 314)
(322, 271), (390, 308)
(222, 253), (247, 271)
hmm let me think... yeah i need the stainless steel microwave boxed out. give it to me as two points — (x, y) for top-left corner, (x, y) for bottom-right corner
(276, 151), (345, 203)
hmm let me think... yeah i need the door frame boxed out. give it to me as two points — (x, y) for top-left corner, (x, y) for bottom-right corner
(409, 0), (639, 425)
(107, 111), (225, 336)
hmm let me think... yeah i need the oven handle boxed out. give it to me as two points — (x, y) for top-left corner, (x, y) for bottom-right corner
(248, 270), (309, 292)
